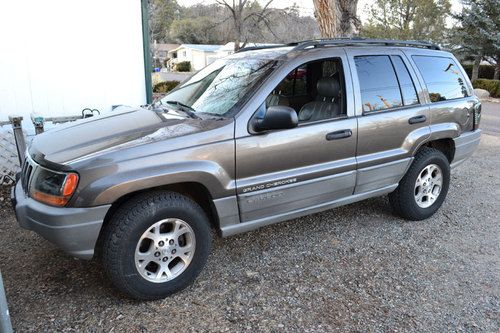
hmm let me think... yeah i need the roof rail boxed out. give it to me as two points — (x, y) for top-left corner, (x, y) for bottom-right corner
(236, 44), (291, 53)
(237, 38), (440, 53)
(293, 37), (441, 50)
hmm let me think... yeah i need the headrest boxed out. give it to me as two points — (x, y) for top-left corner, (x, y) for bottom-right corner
(316, 76), (340, 98)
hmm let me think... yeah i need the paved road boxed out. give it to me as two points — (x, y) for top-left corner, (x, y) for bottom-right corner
(157, 71), (192, 83)
(481, 101), (500, 137)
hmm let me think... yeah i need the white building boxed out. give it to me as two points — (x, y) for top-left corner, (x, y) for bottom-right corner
(168, 44), (221, 71)
(168, 42), (279, 72)
(0, 0), (151, 128)
(152, 42), (180, 69)
(214, 42), (276, 58)
(0, 0), (152, 184)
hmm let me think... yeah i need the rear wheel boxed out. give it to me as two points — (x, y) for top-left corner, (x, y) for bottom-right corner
(101, 191), (211, 300)
(389, 147), (450, 220)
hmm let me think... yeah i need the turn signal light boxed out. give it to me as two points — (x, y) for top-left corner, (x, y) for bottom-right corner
(29, 170), (79, 207)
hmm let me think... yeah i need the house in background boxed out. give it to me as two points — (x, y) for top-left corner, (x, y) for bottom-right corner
(152, 42), (180, 68)
(214, 42), (278, 59)
(168, 42), (279, 72)
(167, 44), (221, 71)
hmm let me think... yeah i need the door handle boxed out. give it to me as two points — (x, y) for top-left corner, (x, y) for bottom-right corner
(408, 115), (426, 124)
(326, 129), (352, 141)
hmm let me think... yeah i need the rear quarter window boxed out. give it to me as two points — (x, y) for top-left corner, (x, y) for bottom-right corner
(412, 55), (469, 102)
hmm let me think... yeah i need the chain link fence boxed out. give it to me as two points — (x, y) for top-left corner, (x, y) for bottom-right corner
(0, 125), (20, 186)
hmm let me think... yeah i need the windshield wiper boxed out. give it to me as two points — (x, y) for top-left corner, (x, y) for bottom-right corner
(164, 100), (201, 119)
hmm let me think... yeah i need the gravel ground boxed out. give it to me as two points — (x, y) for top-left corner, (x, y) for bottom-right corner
(1, 136), (499, 332)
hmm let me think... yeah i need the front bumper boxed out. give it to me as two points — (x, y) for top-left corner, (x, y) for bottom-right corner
(11, 182), (111, 259)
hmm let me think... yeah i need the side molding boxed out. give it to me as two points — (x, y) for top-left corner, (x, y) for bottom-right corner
(220, 184), (397, 237)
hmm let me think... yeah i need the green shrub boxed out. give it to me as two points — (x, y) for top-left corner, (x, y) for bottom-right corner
(153, 80), (180, 93)
(176, 61), (191, 72)
(461, 64), (496, 80)
(472, 79), (500, 98)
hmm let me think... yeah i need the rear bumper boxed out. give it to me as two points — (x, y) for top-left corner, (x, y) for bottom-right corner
(11, 182), (110, 259)
(451, 129), (482, 168)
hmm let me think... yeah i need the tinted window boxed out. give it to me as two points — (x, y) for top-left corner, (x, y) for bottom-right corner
(391, 56), (419, 106)
(322, 60), (341, 77)
(265, 58), (345, 121)
(412, 56), (469, 102)
(278, 64), (307, 96)
(355, 56), (402, 112)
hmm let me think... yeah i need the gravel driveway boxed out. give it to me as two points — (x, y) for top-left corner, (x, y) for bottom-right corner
(0, 105), (499, 332)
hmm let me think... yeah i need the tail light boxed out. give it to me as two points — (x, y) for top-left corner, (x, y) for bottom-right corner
(473, 102), (481, 130)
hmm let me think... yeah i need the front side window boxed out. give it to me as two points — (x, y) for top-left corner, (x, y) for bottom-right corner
(160, 58), (277, 116)
(275, 64), (307, 97)
(412, 56), (469, 102)
(265, 58), (346, 123)
(355, 56), (403, 112)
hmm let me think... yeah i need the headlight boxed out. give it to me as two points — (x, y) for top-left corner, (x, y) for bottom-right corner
(29, 167), (79, 207)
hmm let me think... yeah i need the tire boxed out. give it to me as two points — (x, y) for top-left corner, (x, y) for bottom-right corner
(101, 191), (211, 300)
(389, 147), (450, 220)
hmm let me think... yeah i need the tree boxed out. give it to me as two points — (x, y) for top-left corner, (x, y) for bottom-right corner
(215, 0), (277, 51)
(361, 0), (451, 42)
(451, 0), (500, 80)
(159, 2), (320, 46)
(312, 0), (360, 38)
(148, 0), (179, 43)
(262, 6), (320, 43)
(169, 18), (223, 44)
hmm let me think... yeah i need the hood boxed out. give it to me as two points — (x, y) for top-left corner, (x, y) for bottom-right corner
(29, 106), (231, 167)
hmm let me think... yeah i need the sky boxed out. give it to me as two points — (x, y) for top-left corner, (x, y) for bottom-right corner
(178, 0), (462, 23)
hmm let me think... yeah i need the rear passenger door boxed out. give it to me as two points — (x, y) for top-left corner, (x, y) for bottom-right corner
(347, 48), (430, 194)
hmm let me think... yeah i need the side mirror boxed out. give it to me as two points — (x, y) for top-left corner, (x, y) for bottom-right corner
(251, 105), (298, 133)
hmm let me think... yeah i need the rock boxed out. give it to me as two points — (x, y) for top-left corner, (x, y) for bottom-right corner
(473, 88), (490, 99)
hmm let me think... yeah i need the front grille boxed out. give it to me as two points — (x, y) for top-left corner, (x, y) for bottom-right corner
(20, 156), (36, 194)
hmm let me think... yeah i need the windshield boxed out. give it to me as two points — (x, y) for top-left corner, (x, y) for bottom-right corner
(159, 58), (278, 116)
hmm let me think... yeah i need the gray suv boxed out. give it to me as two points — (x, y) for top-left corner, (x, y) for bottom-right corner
(11, 39), (482, 300)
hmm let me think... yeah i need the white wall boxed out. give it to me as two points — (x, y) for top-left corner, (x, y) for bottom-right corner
(0, 0), (146, 130)
(191, 50), (208, 71)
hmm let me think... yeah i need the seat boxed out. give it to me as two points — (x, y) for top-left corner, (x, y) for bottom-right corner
(265, 91), (290, 108)
(298, 76), (341, 122)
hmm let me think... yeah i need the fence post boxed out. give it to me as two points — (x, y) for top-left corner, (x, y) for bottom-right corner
(0, 271), (13, 333)
(8, 116), (25, 165)
(31, 114), (44, 134)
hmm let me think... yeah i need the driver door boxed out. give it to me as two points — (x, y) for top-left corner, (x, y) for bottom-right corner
(234, 54), (358, 223)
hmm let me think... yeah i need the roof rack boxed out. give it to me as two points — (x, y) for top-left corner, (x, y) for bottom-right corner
(237, 38), (440, 53)
(293, 38), (441, 50)
(236, 44), (289, 52)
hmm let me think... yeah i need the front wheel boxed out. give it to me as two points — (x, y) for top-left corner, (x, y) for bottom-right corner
(101, 191), (211, 300)
(389, 147), (450, 220)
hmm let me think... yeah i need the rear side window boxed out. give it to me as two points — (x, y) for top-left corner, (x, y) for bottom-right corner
(355, 55), (419, 112)
(355, 56), (402, 112)
(412, 56), (469, 102)
(391, 56), (419, 106)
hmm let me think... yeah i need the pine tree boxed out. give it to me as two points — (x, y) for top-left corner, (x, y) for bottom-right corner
(452, 0), (500, 80)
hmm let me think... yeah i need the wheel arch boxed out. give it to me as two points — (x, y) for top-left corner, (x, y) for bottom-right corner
(94, 182), (220, 259)
(417, 138), (455, 163)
